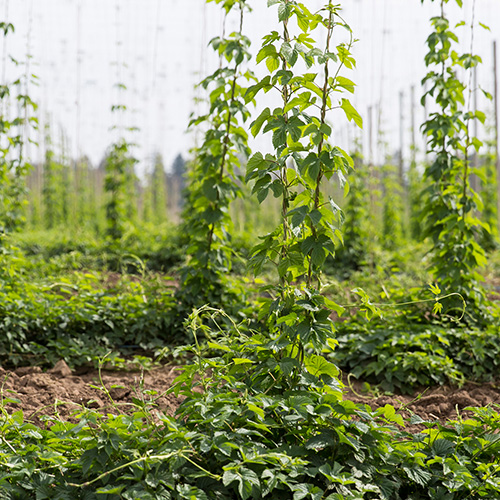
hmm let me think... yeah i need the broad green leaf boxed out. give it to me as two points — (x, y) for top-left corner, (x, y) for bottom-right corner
(233, 358), (254, 365)
(266, 55), (280, 73)
(402, 466), (432, 486)
(305, 431), (335, 450)
(335, 75), (356, 93)
(251, 108), (271, 137)
(96, 486), (125, 494)
(340, 98), (363, 128)
(305, 354), (339, 378)
(223, 468), (260, 500)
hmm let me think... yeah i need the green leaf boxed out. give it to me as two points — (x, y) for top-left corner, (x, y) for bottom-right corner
(247, 402), (265, 420)
(278, 2), (292, 22)
(382, 404), (395, 420)
(324, 297), (345, 316)
(266, 55), (280, 73)
(340, 98), (363, 128)
(288, 205), (308, 228)
(272, 124), (287, 149)
(305, 431), (335, 450)
(223, 468), (260, 500)
(96, 486), (125, 495)
(305, 354), (339, 378)
(335, 75), (356, 93)
(233, 358), (254, 365)
(431, 439), (455, 457)
(281, 42), (294, 64)
(379, 404), (404, 426)
(279, 357), (299, 375)
(256, 44), (277, 64)
(403, 466), (432, 486)
(251, 108), (271, 137)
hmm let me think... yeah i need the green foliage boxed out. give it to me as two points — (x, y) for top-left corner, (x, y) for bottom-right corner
(381, 164), (405, 251)
(42, 137), (66, 230)
(0, 249), (179, 367)
(7, 310), (500, 498)
(3, 4), (500, 499)
(245, 0), (358, 366)
(104, 140), (138, 242)
(11, 223), (183, 274)
(420, 4), (491, 321)
(408, 160), (425, 240)
(163, 309), (500, 499)
(328, 154), (370, 277)
(333, 319), (500, 393)
(143, 152), (168, 224)
(75, 155), (101, 230)
(169, 153), (187, 212)
(479, 151), (499, 251)
(173, 0), (254, 328)
(0, 21), (37, 242)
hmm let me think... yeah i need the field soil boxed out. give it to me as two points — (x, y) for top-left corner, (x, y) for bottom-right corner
(0, 361), (183, 427)
(2, 361), (500, 430)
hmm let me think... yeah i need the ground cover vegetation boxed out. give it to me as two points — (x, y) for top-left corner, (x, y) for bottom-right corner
(2, 0), (500, 497)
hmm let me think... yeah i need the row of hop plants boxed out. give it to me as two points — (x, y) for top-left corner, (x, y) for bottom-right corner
(324, 146), (498, 281)
(17, 127), (500, 283)
(1, 0), (499, 357)
(1, 3), (498, 277)
(3, 2), (500, 499)
(24, 144), (187, 234)
(20, 138), (500, 266)
(36, 0), (500, 498)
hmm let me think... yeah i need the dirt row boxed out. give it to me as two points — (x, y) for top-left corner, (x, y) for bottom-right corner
(2, 361), (500, 430)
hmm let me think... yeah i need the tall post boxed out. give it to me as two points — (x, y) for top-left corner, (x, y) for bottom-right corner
(399, 90), (404, 186)
(494, 40), (500, 230)
(410, 85), (416, 166)
(75, 1), (82, 222)
(368, 105), (373, 166)
(471, 64), (478, 192)
(1, 0), (10, 118)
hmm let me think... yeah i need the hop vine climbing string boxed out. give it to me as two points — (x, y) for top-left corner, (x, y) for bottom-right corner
(171, 0), (255, 331)
(420, 0), (491, 324)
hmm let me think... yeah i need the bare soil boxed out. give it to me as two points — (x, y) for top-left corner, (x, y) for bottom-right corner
(344, 375), (500, 431)
(0, 361), (184, 428)
(2, 361), (500, 431)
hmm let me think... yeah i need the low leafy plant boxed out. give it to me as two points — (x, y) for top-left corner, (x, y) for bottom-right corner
(332, 318), (500, 393)
(0, 268), (179, 368)
(11, 224), (184, 274)
(5, 311), (500, 499)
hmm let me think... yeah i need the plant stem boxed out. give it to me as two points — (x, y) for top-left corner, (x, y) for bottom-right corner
(279, 3), (291, 296)
(308, 2), (334, 288)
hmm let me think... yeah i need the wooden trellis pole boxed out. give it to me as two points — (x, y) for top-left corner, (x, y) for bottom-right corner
(494, 41), (499, 230)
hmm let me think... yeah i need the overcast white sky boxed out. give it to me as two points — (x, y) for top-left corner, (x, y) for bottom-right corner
(1, 0), (499, 173)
